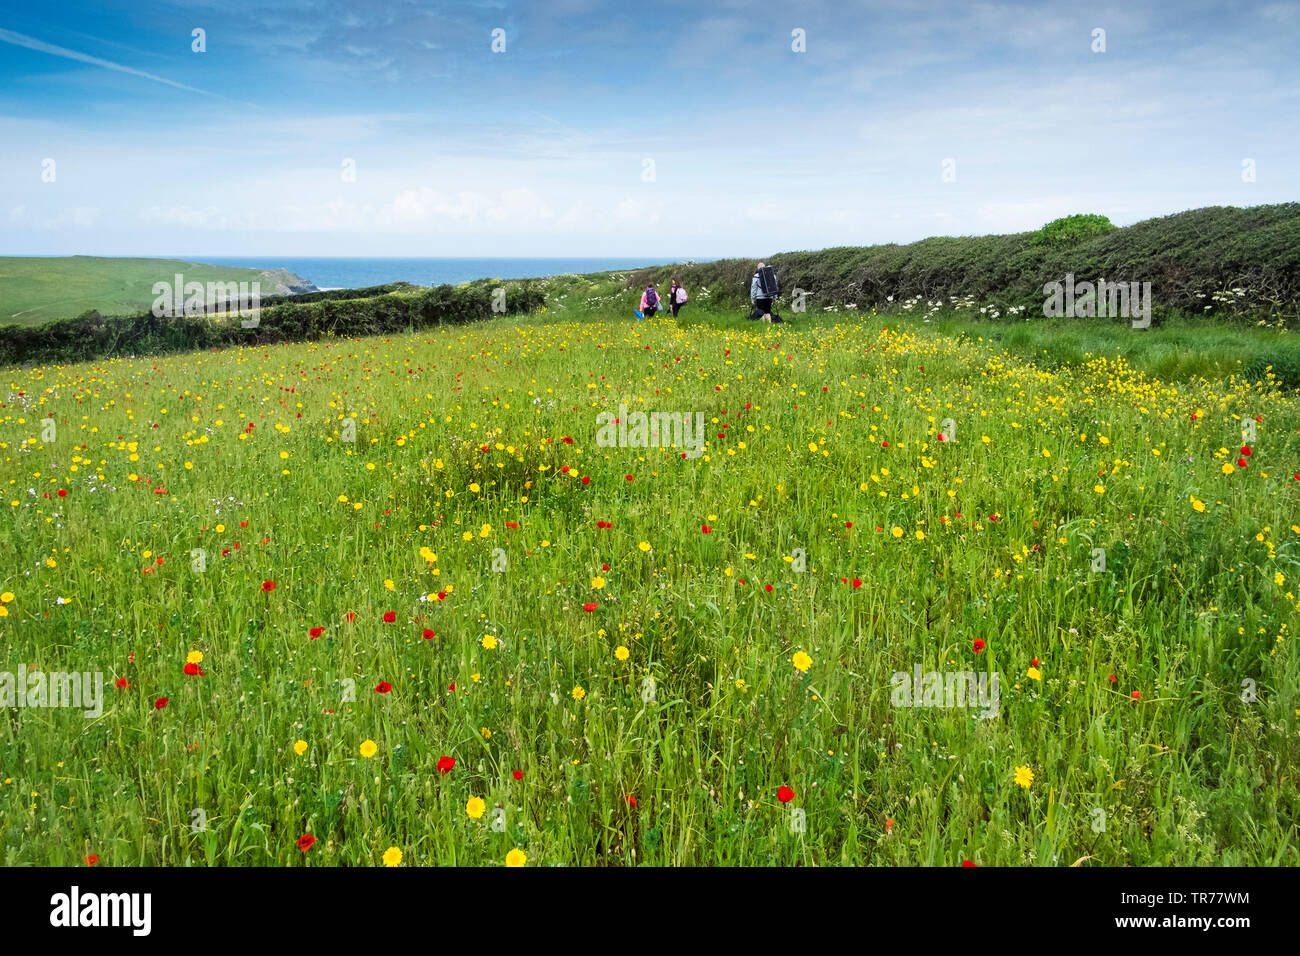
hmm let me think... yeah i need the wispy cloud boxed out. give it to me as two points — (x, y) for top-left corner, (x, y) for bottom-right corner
(0, 27), (234, 101)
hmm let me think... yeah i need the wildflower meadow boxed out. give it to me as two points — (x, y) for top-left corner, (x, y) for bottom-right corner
(2, 307), (1297, 867)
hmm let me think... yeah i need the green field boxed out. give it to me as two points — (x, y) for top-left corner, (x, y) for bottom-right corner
(1, 294), (1297, 867)
(0, 256), (310, 326)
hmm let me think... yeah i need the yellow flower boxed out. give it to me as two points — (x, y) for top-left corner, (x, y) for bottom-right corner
(360, 739), (378, 759)
(638, 541), (651, 552)
(482, 634), (498, 650)
(1014, 765), (1034, 789)
(891, 526), (904, 538)
(571, 685), (586, 701)
(215, 524), (224, 533)
(505, 848), (527, 867)
(466, 797), (486, 819)
(591, 576), (605, 590)
(915, 529), (925, 541)
(0, 593), (13, 604)
(1027, 666), (1041, 681)
(469, 482), (480, 493)
(186, 650), (203, 664)
(384, 579), (395, 591)
(382, 846), (402, 867)
(792, 650), (812, 672)
(1276, 572), (1286, 587)
(1222, 463), (1234, 475)
(1190, 496), (1206, 513)
(480, 523), (492, 538)
(293, 740), (308, 756)
(1093, 484), (1105, 494)
(615, 645), (629, 661)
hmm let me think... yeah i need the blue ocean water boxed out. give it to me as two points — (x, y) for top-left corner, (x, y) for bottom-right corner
(193, 257), (681, 290)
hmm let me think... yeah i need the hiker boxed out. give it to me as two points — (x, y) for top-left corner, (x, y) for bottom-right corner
(640, 284), (660, 318)
(747, 262), (783, 322)
(668, 278), (688, 317)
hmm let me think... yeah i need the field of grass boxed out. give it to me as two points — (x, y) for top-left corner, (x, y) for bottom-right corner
(0, 257), (309, 326)
(1, 302), (1298, 866)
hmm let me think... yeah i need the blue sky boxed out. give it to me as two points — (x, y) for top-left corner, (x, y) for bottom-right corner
(1, 0), (1296, 257)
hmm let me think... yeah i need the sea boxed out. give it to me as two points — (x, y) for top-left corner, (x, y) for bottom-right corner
(193, 257), (688, 291)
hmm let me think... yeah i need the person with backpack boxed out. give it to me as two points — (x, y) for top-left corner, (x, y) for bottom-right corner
(747, 262), (783, 322)
(668, 278), (688, 318)
(639, 284), (660, 318)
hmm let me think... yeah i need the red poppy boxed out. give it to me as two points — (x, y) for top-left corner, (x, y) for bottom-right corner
(115, 677), (130, 689)
(1131, 690), (1141, 699)
(765, 584), (773, 592)
(382, 611), (396, 623)
(343, 611), (356, 622)
(626, 794), (637, 808)
(154, 697), (168, 710)
(84, 854), (98, 865)
(1240, 445), (1252, 456)
(261, 580), (276, 591)
(512, 770), (524, 781)
(1031, 658), (1040, 667)
(437, 756), (456, 774)
(777, 785), (795, 803)
(297, 834), (315, 852)
(701, 525), (712, 534)
(183, 662), (204, 676)
(448, 682), (455, 691)
(961, 860), (977, 867)
(57, 489), (67, 497)
(375, 682), (392, 694)
(845, 521), (852, 528)
(1237, 457), (1247, 468)
(581, 476), (591, 485)
(422, 629), (435, 640)
(851, 578), (862, 588)
(1108, 673), (1117, 684)
(582, 602), (598, 612)
(625, 475), (633, 481)
(973, 638), (985, 653)
(885, 818), (894, 834)
(309, 627), (324, 639)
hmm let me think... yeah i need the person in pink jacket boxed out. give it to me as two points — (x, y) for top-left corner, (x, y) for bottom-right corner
(639, 284), (660, 318)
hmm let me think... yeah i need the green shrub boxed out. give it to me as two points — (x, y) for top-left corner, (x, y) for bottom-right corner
(0, 283), (545, 367)
(1030, 214), (1118, 246)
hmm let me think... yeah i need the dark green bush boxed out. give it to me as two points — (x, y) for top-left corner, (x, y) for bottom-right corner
(0, 283), (544, 367)
(626, 203), (1300, 322)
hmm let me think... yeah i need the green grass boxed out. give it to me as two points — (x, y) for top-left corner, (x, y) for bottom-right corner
(0, 256), (302, 326)
(1, 302), (1298, 867)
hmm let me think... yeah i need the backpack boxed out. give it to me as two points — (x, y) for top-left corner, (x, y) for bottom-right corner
(645, 287), (658, 308)
(676, 287), (688, 304)
(756, 266), (779, 298)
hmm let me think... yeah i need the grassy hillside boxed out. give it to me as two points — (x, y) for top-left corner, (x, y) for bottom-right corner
(0, 256), (316, 326)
